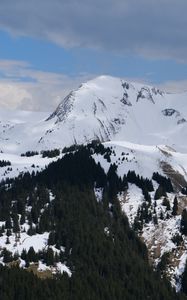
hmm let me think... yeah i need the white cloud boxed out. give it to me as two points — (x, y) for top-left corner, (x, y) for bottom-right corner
(0, 83), (31, 110)
(0, 60), (93, 111)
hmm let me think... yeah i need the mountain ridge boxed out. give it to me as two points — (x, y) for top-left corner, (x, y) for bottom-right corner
(38, 75), (187, 152)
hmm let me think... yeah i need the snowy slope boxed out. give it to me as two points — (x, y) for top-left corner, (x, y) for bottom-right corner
(0, 109), (49, 154)
(92, 141), (187, 192)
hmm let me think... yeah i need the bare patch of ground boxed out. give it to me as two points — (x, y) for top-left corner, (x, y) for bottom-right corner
(28, 263), (53, 279)
(160, 161), (187, 191)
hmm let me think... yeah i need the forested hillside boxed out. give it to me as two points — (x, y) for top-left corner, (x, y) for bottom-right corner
(0, 144), (186, 299)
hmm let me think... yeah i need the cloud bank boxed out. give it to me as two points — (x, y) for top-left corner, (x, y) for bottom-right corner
(0, 0), (187, 61)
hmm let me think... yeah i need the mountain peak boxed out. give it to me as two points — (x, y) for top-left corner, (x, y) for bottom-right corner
(42, 75), (187, 152)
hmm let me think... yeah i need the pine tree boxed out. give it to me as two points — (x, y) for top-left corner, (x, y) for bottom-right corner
(6, 228), (11, 237)
(160, 210), (164, 220)
(3, 249), (12, 263)
(13, 251), (19, 261)
(154, 185), (166, 200)
(181, 209), (187, 235)
(12, 213), (20, 233)
(20, 212), (25, 225)
(5, 216), (12, 229)
(45, 248), (54, 266)
(21, 249), (27, 261)
(48, 231), (56, 245)
(28, 247), (37, 262)
(172, 196), (178, 216)
(25, 258), (30, 268)
(157, 252), (170, 274)
(5, 236), (10, 244)
(153, 214), (158, 225)
(162, 197), (171, 211)
(133, 215), (143, 232)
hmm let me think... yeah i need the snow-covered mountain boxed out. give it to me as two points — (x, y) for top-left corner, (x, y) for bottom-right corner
(0, 75), (187, 154)
(44, 75), (187, 152)
(0, 75), (187, 291)
(0, 75), (187, 188)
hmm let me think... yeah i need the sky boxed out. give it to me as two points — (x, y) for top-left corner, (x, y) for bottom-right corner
(0, 0), (187, 111)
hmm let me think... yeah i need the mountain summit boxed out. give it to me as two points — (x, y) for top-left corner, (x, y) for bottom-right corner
(43, 75), (187, 152)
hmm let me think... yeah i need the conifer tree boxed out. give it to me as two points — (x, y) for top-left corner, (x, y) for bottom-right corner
(172, 196), (178, 216)
(162, 197), (171, 211)
(20, 213), (25, 225)
(45, 248), (54, 266)
(28, 246), (37, 262)
(181, 209), (187, 235)
(153, 214), (158, 225)
(12, 213), (20, 233)
(48, 231), (56, 245)
(5, 216), (12, 229)
(3, 249), (13, 263)
(21, 249), (27, 261)
(5, 236), (10, 244)
(154, 185), (166, 200)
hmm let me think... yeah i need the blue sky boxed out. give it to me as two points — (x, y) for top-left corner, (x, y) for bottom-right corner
(1, 30), (187, 83)
(0, 0), (187, 111)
